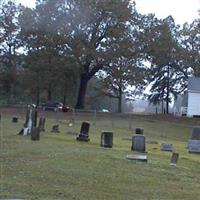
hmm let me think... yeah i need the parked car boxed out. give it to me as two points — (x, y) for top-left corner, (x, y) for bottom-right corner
(41, 102), (70, 112)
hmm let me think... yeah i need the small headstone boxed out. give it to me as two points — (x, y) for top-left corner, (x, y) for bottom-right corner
(160, 143), (173, 152)
(38, 117), (45, 132)
(135, 128), (143, 135)
(76, 121), (90, 142)
(188, 140), (200, 153)
(12, 117), (18, 123)
(191, 127), (200, 140)
(101, 131), (113, 148)
(131, 135), (146, 152)
(126, 153), (147, 162)
(51, 125), (60, 133)
(146, 140), (159, 144)
(31, 127), (40, 141)
(170, 152), (179, 166)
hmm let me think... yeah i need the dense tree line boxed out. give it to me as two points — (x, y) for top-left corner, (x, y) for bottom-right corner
(0, 0), (199, 112)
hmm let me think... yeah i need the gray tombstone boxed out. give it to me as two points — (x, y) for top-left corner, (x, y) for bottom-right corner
(51, 125), (60, 133)
(38, 117), (46, 132)
(31, 127), (40, 141)
(191, 126), (200, 140)
(101, 131), (113, 148)
(170, 152), (179, 166)
(188, 140), (200, 153)
(131, 135), (146, 152)
(76, 122), (90, 142)
(160, 143), (173, 152)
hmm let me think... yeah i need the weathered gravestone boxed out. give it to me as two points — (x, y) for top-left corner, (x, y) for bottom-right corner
(38, 117), (45, 132)
(160, 143), (173, 152)
(131, 135), (146, 152)
(135, 128), (143, 135)
(170, 152), (179, 166)
(126, 153), (147, 162)
(18, 104), (37, 135)
(101, 131), (113, 148)
(51, 125), (60, 133)
(188, 140), (200, 153)
(191, 126), (200, 140)
(31, 127), (40, 141)
(12, 117), (18, 123)
(76, 121), (90, 142)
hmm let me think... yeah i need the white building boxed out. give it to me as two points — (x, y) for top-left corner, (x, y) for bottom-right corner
(174, 77), (200, 117)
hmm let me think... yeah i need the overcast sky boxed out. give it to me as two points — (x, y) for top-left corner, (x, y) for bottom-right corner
(16, 0), (199, 25)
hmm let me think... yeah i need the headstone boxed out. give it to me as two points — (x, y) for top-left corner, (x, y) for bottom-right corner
(101, 131), (113, 148)
(31, 127), (40, 141)
(76, 121), (90, 142)
(188, 140), (200, 153)
(131, 135), (146, 152)
(18, 104), (37, 135)
(170, 152), (179, 166)
(135, 128), (143, 135)
(126, 154), (147, 162)
(12, 117), (18, 123)
(191, 126), (200, 140)
(38, 117), (45, 132)
(51, 125), (60, 133)
(160, 143), (173, 152)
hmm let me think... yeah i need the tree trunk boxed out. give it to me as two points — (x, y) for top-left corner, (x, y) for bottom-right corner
(75, 74), (88, 109)
(118, 86), (122, 113)
(166, 65), (170, 114)
(47, 88), (52, 101)
(63, 95), (66, 105)
(36, 86), (40, 106)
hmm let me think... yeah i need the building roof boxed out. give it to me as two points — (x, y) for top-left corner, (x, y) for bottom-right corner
(188, 77), (200, 92)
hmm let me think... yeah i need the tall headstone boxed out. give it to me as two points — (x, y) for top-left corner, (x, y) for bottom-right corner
(101, 131), (113, 148)
(38, 117), (46, 132)
(131, 135), (146, 152)
(76, 121), (90, 142)
(31, 127), (40, 141)
(19, 104), (37, 135)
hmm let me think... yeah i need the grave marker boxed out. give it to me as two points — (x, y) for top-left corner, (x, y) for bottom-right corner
(170, 152), (179, 166)
(135, 128), (143, 135)
(126, 153), (147, 162)
(101, 131), (113, 148)
(76, 121), (90, 142)
(131, 135), (146, 152)
(188, 140), (200, 153)
(160, 143), (173, 152)
(51, 125), (60, 133)
(12, 117), (18, 123)
(38, 117), (46, 132)
(31, 127), (40, 141)
(191, 126), (200, 140)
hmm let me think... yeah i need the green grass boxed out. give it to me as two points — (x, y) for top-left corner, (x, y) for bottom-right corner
(1, 114), (200, 200)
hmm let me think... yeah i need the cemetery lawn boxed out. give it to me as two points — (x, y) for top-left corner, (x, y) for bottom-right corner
(1, 115), (200, 200)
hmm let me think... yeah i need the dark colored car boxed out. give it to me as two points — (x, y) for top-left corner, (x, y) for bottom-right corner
(41, 102), (70, 112)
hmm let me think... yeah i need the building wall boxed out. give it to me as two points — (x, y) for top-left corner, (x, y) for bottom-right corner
(187, 92), (200, 117)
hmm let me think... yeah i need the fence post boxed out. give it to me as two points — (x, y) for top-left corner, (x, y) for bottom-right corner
(93, 109), (96, 126)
